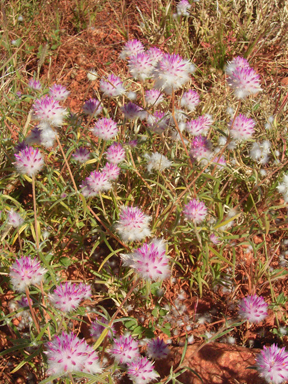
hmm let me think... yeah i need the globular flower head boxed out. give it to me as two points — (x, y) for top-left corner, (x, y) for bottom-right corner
(250, 140), (270, 165)
(50, 282), (91, 313)
(127, 357), (159, 384)
(239, 295), (268, 323)
(49, 84), (70, 101)
(116, 206), (151, 242)
(102, 162), (120, 181)
(144, 152), (172, 173)
(229, 114), (255, 141)
(227, 66), (262, 99)
(145, 89), (164, 106)
(176, 0), (191, 16)
(147, 338), (169, 360)
(83, 99), (103, 117)
(128, 52), (154, 81)
(87, 69), (98, 81)
(28, 79), (42, 91)
(100, 74), (126, 98)
(147, 111), (169, 133)
(154, 53), (195, 94)
(90, 317), (115, 340)
(146, 47), (164, 65)
(211, 154), (226, 169)
(256, 344), (288, 384)
(120, 39), (145, 60)
(190, 136), (212, 161)
(105, 142), (126, 164)
(225, 56), (250, 76)
(121, 102), (145, 120)
(186, 114), (213, 136)
(121, 239), (170, 281)
(72, 147), (90, 163)
(28, 125), (57, 148)
(32, 96), (67, 127)
(7, 209), (24, 228)
(277, 174), (288, 203)
(80, 170), (112, 197)
(46, 332), (102, 376)
(210, 234), (219, 244)
(10, 256), (47, 292)
(92, 118), (118, 141)
(180, 90), (200, 111)
(183, 199), (207, 224)
(14, 146), (44, 177)
(110, 335), (140, 364)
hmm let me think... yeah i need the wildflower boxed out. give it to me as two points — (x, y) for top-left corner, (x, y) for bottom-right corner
(176, 0), (191, 16)
(239, 295), (268, 323)
(100, 74), (125, 97)
(180, 90), (200, 111)
(147, 338), (169, 360)
(121, 239), (170, 281)
(72, 147), (90, 163)
(211, 154), (226, 168)
(32, 96), (67, 128)
(105, 143), (125, 164)
(227, 66), (262, 99)
(144, 152), (172, 173)
(14, 146), (44, 177)
(92, 118), (118, 141)
(146, 47), (164, 65)
(210, 234), (219, 244)
(190, 136), (212, 162)
(277, 174), (288, 202)
(256, 344), (288, 384)
(102, 162), (120, 181)
(147, 111), (169, 133)
(10, 256), (47, 292)
(90, 317), (115, 339)
(80, 171), (111, 197)
(127, 357), (159, 384)
(250, 141), (270, 165)
(186, 114), (213, 136)
(49, 84), (70, 101)
(120, 39), (145, 60)
(50, 282), (91, 313)
(145, 89), (164, 106)
(229, 114), (255, 141)
(83, 98), (102, 117)
(7, 209), (24, 228)
(183, 199), (207, 224)
(110, 335), (140, 364)
(87, 69), (98, 81)
(28, 79), (42, 91)
(35, 125), (58, 148)
(225, 56), (250, 76)
(127, 91), (137, 100)
(154, 53), (195, 94)
(129, 52), (154, 81)
(115, 206), (151, 242)
(121, 102), (144, 120)
(46, 332), (102, 376)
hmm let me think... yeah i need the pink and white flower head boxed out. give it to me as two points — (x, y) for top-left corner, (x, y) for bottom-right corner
(227, 66), (262, 99)
(14, 146), (44, 177)
(110, 335), (140, 364)
(210, 234), (219, 244)
(100, 74), (126, 98)
(92, 118), (118, 141)
(180, 90), (200, 111)
(105, 142), (126, 164)
(186, 114), (213, 136)
(229, 114), (255, 141)
(120, 39), (145, 60)
(183, 199), (207, 224)
(102, 162), (120, 181)
(50, 282), (91, 313)
(121, 102), (145, 120)
(32, 96), (67, 127)
(72, 147), (90, 163)
(190, 136), (212, 161)
(83, 98), (103, 117)
(147, 111), (169, 133)
(147, 338), (170, 360)
(116, 206), (151, 242)
(80, 170), (112, 197)
(146, 47), (164, 65)
(144, 152), (172, 173)
(90, 317), (115, 340)
(10, 256), (47, 292)
(7, 209), (24, 228)
(239, 295), (268, 323)
(145, 89), (164, 106)
(128, 52), (154, 81)
(49, 84), (70, 101)
(28, 79), (42, 91)
(121, 239), (170, 281)
(46, 332), (102, 376)
(127, 357), (159, 384)
(37, 125), (58, 148)
(176, 0), (192, 17)
(211, 154), (226, 169)
(154, 53), (195, 94)
(225, 56), (250, 76)
(256, 344), (288, 384)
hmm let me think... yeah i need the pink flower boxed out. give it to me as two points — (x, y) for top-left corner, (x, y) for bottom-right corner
(129, 52), (154, 81)
(7, 209), (24, 228)
(256, 344), (288, 384)
(28, 79), (41, 91)
(80, 171), (111, 197)
(189, 136), (212, 161)
(110, 335), (140, 364)
(210, 234), (219, 244)
(146, 47), (164, 65)
(102, 162), (120, 181)
(49, 84), (70, 101)
(83, 99), (103, 117)
(105, 143), (125, 164)
(100, 74), (125, 97)
(176, 0), (191, 16)
(14, 146), (44, 177)
(183, 199), (207, 224)
(116, 206), (151, 242)
(229, 114), (255, 140)
(186, 114), (213, 136)
(147, 338), (169, 360)
(32, 96), (67, 127)
(145, 89), (164, 106)
(10, 256), (47, 292)
(227, 66), (261, 99)
(92, 118), (118, 140)
(147, 111), (169, 133)
(72, 147), (90, 163)
(121, 102), (145, 120)
(239, 295), (268, 323)
(90, 317), (115, 339)
(50, 282), (91, 313)
(225, 56), (250, 75)
(120, 39), (145, 60)
(180, 90), (200, 111)
(127, 357), (159, 384)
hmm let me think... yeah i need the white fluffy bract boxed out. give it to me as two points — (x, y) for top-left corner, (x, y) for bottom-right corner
(10, 256), (47, 292)
(277, 174), (288, 202)
(144, 152), (172, 173)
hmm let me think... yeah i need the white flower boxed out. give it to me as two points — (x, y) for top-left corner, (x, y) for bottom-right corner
(144, 152), (172, 173)
(277, 174), (288, 202)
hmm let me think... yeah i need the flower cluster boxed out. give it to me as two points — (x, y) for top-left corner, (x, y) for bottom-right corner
(120, 39), (144, 59)
(183, 199), (207, 224)
(115, 206), (151, 242)
(14, 146), (44, 177)
(49, 282), (91, 313)
(83, 98), (103, 116)
(10, 256), (47, 292)
(256, 344), (288, 384)
(92, 118), (118, 141)
(32, 96), (67, 127)
(80, 170), (111, 197)
(239, 295), (268, 323)
(105, 142), (126, 164)
(49, 84), (70, 101)
(146, 338), (169, 360)
(229, 114), (255, 141)
(127, 357), (159, 384)
(7, 209), (24, 228)
(100, 74), (126, 98)
(110, 335), (140, 364)
(186, 114), (213, 136)
(180, 89), (200, 111)
(72, 147), (90, 163)
(176, 0), (191, 17)
(144, 152), (172, 173)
